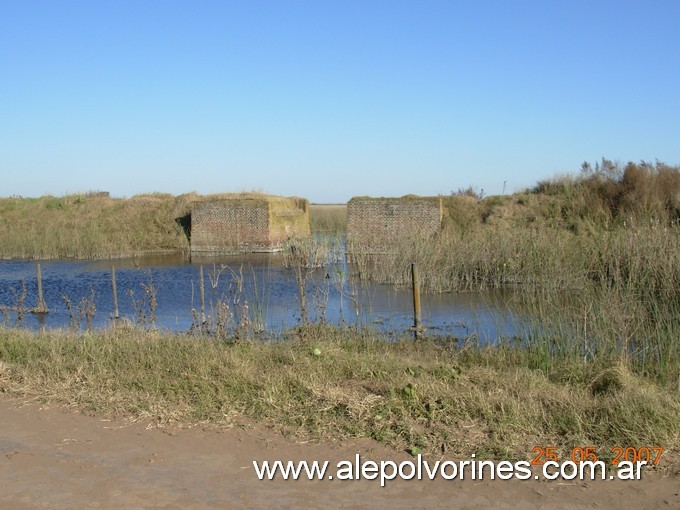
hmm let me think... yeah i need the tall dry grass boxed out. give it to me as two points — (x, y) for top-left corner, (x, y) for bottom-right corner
(309, 204), (347, 235)
(535, 159), (680, 226)
(347, 162), (680, 384)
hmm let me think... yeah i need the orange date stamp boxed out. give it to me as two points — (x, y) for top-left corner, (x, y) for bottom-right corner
(531, 446), (664, 466)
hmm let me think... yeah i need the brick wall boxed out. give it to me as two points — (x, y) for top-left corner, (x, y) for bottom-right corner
(190, 197), (309, 254)
(347, 196), (442, 245)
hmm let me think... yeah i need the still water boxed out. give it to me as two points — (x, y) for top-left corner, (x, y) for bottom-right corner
(0, 253), (524, 342)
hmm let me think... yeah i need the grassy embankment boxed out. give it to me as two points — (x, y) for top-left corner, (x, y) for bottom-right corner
(0, 160), (678, 463)
(0, 192), (191, 259)
(0, 192), (328, 259)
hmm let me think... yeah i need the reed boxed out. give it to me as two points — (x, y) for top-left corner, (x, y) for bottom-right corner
(309, 204), (347, 235)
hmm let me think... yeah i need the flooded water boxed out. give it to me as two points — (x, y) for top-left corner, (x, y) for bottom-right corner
(0, 253), (525, 342)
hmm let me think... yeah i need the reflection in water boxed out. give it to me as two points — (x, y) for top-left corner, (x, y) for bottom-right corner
(0, 253), (526, 342)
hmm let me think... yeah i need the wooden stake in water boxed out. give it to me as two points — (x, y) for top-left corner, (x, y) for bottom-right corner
(35, 263), (48, 313)
(411, 262), (422, 340)
(111, 266), (119, 320)
(199, 265), (206, 330)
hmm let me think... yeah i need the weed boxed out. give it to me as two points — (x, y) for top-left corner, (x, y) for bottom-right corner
(62, 287), (96, 332)
(84, 286), (96, 330)
(128, 271), (158, 329)
(213, 297), (233, 339)
(11, 282), (27, 325)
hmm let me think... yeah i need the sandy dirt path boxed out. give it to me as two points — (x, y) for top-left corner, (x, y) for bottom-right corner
(1, 398), (677, 509)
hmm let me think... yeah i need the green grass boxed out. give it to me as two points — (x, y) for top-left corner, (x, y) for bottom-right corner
(1, 324), (677, 463)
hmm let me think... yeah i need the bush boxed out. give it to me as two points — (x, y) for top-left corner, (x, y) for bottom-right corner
(536, 159), (680, 225)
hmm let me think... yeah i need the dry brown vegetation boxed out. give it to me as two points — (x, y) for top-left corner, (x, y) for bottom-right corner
(309, 204), (347, 235)
(347, 160), (680, 385)
(1, 325), (678, 464)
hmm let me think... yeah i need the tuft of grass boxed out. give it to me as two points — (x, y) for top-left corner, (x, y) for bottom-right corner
(0, 325), (677, 463)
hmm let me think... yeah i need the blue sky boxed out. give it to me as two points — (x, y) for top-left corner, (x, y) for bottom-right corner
(1, 1), (679, 203)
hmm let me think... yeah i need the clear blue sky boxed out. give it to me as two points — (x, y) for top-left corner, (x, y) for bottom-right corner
(2, 1), (679, 203)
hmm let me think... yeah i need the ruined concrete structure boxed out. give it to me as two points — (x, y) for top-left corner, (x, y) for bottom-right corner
(347, 196), (443, 244)
(190, 195), (310, 254)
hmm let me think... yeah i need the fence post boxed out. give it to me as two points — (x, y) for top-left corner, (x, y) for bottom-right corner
(199, 265), (206, 331)
(111, 266), (119, 320)
(35, 263), (48, 313)
(412, 262), (422, 339)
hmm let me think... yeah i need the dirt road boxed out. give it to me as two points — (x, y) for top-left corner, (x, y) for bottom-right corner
(1, 398), (677, 509)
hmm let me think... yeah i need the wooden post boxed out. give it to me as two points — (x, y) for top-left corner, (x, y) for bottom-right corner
(111, 266), (119, 320)
(199, 265), (206, 330)
(411, 262), (422, 339)
(35, 263), (48, 313)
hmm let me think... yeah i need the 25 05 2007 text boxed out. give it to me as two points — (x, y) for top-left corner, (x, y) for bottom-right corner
(531, 446), (664, 466)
